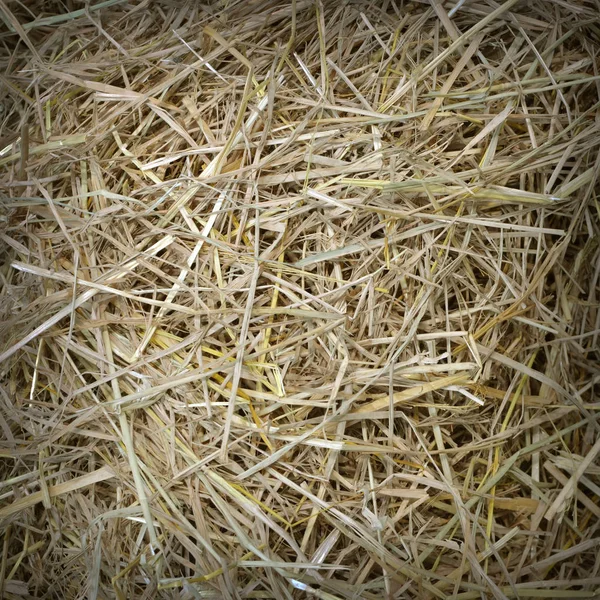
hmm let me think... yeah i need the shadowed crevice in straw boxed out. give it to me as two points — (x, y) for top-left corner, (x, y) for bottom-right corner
(1, 0), (599, 598)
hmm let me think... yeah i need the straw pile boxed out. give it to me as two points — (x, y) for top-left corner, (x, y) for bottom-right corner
(1, 0), (599, 598)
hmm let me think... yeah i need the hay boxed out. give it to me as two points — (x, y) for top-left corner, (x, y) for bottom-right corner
(1, 0), (599, 598)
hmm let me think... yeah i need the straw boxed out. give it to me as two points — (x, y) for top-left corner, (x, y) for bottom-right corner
(1, 0), (599, 598)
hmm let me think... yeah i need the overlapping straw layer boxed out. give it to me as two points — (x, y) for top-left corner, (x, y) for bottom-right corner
(1, 0), (599, 598)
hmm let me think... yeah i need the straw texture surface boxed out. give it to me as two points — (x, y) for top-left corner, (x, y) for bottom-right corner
(1, 1), (600, 598)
